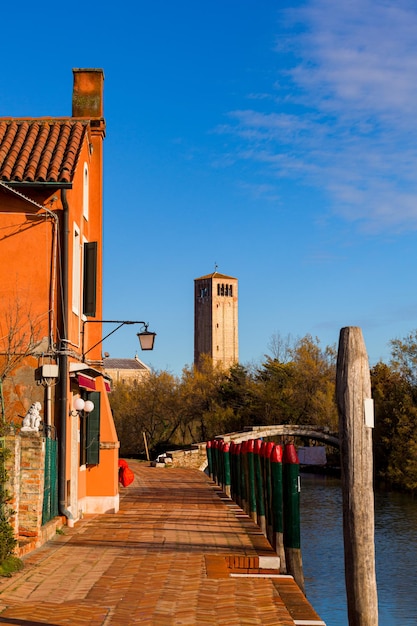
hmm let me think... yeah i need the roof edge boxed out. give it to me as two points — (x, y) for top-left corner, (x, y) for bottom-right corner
(195, 272), (237, 281)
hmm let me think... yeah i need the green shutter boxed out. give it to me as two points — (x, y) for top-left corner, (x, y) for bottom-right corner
(42, 437), (58, 524)
(83, 242), (97, 317)
(86, 391), (100, 465)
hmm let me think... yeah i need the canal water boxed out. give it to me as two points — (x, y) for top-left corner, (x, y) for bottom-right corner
(300, 474), (417, 625)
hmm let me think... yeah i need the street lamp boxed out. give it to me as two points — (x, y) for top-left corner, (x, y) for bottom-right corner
(71, 396), (95, 417)
(137, 327), (157, 350)
(82, 320), (156, 361)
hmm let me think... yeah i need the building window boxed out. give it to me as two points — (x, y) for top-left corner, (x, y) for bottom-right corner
(72, 225), (81, 315)
(83, 163), (89, 221)
(83, 242), (97, 317)
(229, 285), (233, 297)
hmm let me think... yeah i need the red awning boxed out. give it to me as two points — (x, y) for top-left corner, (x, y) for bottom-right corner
(78, 374), (96, 391)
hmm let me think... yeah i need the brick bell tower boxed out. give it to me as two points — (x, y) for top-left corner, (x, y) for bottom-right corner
(194, 271), (238, 369)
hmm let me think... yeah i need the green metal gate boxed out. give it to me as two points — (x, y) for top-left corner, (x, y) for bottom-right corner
(42, 435), (58, 525)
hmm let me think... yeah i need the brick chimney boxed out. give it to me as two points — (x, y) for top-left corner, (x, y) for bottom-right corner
(72, 68), (104, 118)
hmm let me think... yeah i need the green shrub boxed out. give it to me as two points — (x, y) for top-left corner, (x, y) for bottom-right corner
(0, 514), (16, 564)
(0, 440), (20, 572)
(0, 555), (23, 577)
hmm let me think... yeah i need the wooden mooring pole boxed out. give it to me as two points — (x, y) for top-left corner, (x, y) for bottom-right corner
(336, 327), (378, 626)
(283, 443), (304, 593)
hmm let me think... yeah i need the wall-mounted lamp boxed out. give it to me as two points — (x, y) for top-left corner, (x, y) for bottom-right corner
(71, 397), (95, 417)
(137, 324), (157, 351)
(82, 320), (156, 361)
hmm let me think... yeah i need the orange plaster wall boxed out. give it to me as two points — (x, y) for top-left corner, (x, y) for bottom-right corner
(64, 119), (106, 509)
(0, 189), (59, 423)
(67, 133), (103, 356)
(0, 190), (55, 344)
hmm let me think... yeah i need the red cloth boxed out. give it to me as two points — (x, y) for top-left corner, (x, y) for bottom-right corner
(118, 459), (134, 487)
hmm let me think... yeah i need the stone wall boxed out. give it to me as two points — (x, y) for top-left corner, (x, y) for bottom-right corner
(17, 433), (45, 538)
(161, 443), (208, 471)
(4, 432), (62, 554)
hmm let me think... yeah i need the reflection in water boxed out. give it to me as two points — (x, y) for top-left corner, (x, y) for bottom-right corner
(300, 474), (417, 626)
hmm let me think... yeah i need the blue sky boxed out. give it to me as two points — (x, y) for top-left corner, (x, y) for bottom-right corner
(3, 0), (417, 374)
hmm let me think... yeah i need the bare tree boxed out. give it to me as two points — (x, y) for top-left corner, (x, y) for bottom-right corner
(267, 332), (293, 363)
(0, 300), (45, 423)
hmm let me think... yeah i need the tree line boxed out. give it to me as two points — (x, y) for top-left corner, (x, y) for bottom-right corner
(110, 331), (417, 493)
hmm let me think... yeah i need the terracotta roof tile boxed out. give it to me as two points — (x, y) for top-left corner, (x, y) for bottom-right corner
(0, 119), (88, 184)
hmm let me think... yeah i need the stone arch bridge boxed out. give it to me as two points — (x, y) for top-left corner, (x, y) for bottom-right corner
(164, 424), (339, 471)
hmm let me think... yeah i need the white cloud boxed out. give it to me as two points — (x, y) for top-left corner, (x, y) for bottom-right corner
(221, 0), (417, 232)
(289, 0), (417, 121)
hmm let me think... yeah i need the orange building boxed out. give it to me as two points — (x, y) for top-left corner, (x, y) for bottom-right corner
(0, 69), (119, 527)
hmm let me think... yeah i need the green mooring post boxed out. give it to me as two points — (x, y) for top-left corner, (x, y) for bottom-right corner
(240, 440), (248, 514)
(254, 439), (266, 535)
(212, 440), (219, 484)
(217, 439), (223, 486)
(206, 440), (213, 479)
(264, 441), (274, 543)
(235, 442), (242, 507)
(223, 442), (231, 497)
(246, 439), (257, 523)
(211, 439), (217, 482)
(218, 440), (224, 488)
(230, 442), (239, 503)
(283, 443), (304, 592)
(229, 441), (235, 499)
(271, 443), (286, 573)
(216, 438), (224, 487)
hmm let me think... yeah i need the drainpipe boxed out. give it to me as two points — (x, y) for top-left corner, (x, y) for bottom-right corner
(58, 188), (73, 525)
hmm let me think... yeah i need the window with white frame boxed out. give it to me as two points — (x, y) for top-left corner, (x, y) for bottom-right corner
(72, 225), (81, 315)
(83, 163), (89, 221)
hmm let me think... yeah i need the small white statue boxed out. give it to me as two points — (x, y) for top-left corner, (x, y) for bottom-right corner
(21, 402), (42, 432)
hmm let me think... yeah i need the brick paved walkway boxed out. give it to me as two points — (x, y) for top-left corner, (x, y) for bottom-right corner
(0, 462), (325, 625)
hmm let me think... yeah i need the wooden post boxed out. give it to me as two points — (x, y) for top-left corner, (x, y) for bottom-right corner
(142, 431), (150, 462)
(336, 327), (378, 626)
(239, 442), (248, 513)
(283, 442), (304, 593)
(234, 443), (242, 507)
(270, 444), (286, 573)
(223, 442), (231, 497)
(206, 440), (213, 479)
(264, 441), (274, 544)
(254, 439), (267, 536)
(246, 439), (257, 523)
